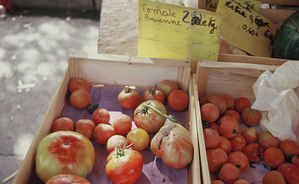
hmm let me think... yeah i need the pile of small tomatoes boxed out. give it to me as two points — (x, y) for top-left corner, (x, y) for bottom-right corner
(36, 78), (193, 184)
(200, 94), (299, 184)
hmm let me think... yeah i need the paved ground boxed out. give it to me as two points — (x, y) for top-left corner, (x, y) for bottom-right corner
(0, 7), (100, 183)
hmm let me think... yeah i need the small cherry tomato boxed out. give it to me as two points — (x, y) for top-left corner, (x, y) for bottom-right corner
(70, 88), (91, 109)
(75, 119), (95, 139)
(167, 90), (189, 111)
(68, 78), (89, 93)
(127, 128), (149, 151)
(51, 117), (75, 132)
(118, 86), (140, 109)
(92, 108), (110, 125)
(143, 88), (165, 103)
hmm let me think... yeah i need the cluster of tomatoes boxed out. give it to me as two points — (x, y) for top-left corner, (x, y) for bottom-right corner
(199, 94), (299, 184)
(41, 78), (193, 184)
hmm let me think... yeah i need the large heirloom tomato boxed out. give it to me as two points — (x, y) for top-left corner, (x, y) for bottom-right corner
(46, 174), (91, 184)
(106, 148), (143, 184)
(36, 131), (95, 183)
(134, 100), (167, 133)
(150, 123), (194, 169)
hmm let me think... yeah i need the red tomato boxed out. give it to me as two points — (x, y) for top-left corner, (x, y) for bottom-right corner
(263, 171), (286, 184)
(68, 78), (89, 93)
(218, 163), (240, 184)
(35, 131), (95, 183)
(219, 118), (239, 139)
(277, 163), (299, 184)
(258, 131), (280, 150)
(134, 100), (167, 133)
(51, 117), (75, 132)
(279, 139), (299, 159)
(75, 119), (95, 139)
(291, 154), (299, 168)
(168, 90), (189, 111)
(106, 135), (127, 154)
(157, 79), (178, 97)
(230, 134), (246, 152)
(201, 103), (220, 123)
(243, 143), (263, 163)
(241, 127), (259, 144)
(106, 148), (143, 184)
(208, 94), (227, 113)
(223, 109), (240, 122)
(118, 86), (140, 109)
(127, 128), (150, 151)
(263, 147), (285, 169)
(221, 94), (235, 109)
(93, 123), (115, 144)
(203, 128), (220, 149)
(143, 87), (165, 103)
(241, 107), (261, 126)
(216, 136), (232, 154)
(151, 123), (193, 169)
(92, 108), (110, 125)
(206, 148), (228, 173)
(70, 88), (91, 109)
(234, 97), (251, 113)
(111, 113), (132, 135)
(199, 96), (208, 106)
(227, 151), (249, 172)
(46, 174), (90, 184)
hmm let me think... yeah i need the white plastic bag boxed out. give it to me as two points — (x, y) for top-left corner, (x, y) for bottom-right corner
(251, 61), (299, 141)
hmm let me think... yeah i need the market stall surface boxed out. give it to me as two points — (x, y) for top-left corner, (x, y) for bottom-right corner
(0, 8), (100, 184)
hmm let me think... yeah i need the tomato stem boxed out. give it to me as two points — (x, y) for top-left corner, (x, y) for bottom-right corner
(150, 88), (156, 94)
(124, 86), (132, 93)
(145, 104), (177, 123)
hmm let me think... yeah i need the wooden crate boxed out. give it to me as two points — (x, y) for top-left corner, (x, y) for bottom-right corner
(193, 59), (299, 184)
(12, 52), (202, 184)
(197, 0), (299, 63)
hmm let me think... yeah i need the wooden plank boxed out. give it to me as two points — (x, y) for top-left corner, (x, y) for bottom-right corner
(192, 73), (211, 184)
(188, 77), (201, 184)
(218, 53), (288, 66)
(259, 0), (299, 6)
(259, 8), (296, 27)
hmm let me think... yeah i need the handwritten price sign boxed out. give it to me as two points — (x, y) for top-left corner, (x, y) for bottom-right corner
(138, 0), (222, 61)
(216, 0), (277, 57)
(206, 0), (261, 12)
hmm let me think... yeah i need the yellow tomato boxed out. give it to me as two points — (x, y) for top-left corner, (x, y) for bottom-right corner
(127, 128), (149, 151)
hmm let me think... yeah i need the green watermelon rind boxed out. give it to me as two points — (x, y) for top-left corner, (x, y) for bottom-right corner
(273, 10), (299, 60)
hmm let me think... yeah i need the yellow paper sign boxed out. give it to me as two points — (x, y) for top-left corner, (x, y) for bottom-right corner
(206, 0), (261, 12)
(216, 0), (277, 57)
(138, 0), (222, 61)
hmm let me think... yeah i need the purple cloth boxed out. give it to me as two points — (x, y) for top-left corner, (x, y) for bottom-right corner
(61, 86), (188, 184)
